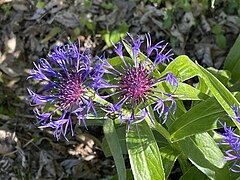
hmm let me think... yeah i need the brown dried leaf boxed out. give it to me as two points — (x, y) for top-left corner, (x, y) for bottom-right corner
(54, 11), (79, 28)
(0, 128), (18, 155)
(36, 150), (57, 179)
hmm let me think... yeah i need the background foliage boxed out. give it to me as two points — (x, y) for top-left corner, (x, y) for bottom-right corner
(0, 0), (240, 179)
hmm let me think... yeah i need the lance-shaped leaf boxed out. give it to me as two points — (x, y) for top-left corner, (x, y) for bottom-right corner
(160, 145), (180, 178)
(104, 119), (126, 180)
(178, 133), (230, 180)
(224, 34), (240, 83)
(169, 97), (230, 142)
(126, 121), (165, 180)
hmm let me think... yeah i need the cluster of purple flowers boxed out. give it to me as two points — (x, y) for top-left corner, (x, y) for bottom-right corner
(218, 105), (240, 172)
(28, 34), (178, 140)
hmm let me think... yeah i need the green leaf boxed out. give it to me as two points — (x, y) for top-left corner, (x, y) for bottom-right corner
(79, 15), (88, 28)
(40, 27), (60, 44)
(103, 119), (126, 180)
(101, 2), (115, 10)
(232, 171), (240, 180)
(216, 34), (227, 49)
(110, 30), (121, 44)
(224, 34), (240, 83)
(160, 145), (180, 178)
(178, 133), (230, 180)
(103, 32), (111, 47)
(169, 97), (229, 141)
(196, 63), (240, 129)
(118, 22), (129, 34)
(229, 80), (240, 92)
(163, 10), (173, 29)
(211, 24), (222, 34)
(83, 119), (105, 126)
(122, 39), (134, 60)
(102, 126), (127, 157)
(197, 77), (209, 94)
(86, 19), (96, 32)
(84, 0), (92, 10)
(207, 67), (230, 85)
(179, 166), (207, 180)
(146, 106), (172, 143)
(165, 55), (240, 129)
(103, 25), (127, 47)
(111, 169), (134, 180)
(164, 100), (187, 128)
(163, 55), (199, 81)
(191, 77), (209, 107)
(192, 133), (225, 168)
(73, 27), (81, 36)
(178, 154), (192, 174)
(153, 130), (169, 147)
(126, 121), (165, 180)
(36, 1), (46, 8)
(159, 82), (209, 100)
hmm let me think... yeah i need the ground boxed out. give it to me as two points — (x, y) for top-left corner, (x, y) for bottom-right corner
(0, 0), (239, 179)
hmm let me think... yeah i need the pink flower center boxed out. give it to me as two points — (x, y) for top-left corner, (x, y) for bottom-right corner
(120, 67), (153, 102)
(59, 72), (84, 108)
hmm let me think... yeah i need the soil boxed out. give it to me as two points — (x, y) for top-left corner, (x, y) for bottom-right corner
(0, 0), (239, 179)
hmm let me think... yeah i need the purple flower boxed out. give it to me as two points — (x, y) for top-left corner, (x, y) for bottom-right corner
(28, 43), (98, 140)
(95, 33), (177, 129)
(218, 120), (240, 172)
(230, 105), (240, 123)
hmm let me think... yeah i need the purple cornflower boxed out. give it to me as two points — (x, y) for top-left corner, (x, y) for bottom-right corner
(28, 42), (98, 140)
(218, 120), (240, 172)
(95, 33), (177, 129)
(230, 105), (240, 123)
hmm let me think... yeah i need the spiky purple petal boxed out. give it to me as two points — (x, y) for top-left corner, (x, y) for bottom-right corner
(218, 120), (240, 172)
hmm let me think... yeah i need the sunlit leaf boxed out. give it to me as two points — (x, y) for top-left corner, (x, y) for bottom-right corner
(164, 55), (240, 130)
(103, 119), (126, 180)
(178, 133), (230, 180)
(40, 27), (60, 44)
(126, 121), (165, 180)
(179, 166), (207, 180)
(224, 34), (240, 83)
(160, 145), (180, 178)
(169, 97), (231, 141)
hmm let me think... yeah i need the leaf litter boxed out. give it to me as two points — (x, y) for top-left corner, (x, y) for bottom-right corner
(0, 0), (239, 179)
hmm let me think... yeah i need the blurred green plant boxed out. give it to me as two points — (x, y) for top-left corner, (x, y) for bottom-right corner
(100, 1), (116, 10)
(40, 26), (60, 44)
(163, 9), (173, 29)
(84, 0), (93, 11)
(224, 0), (240, 14)
(175, 0), (191, 12)
(36, 1), (46, 9)
(145, 0), (162, 3)
(1, 3), (12, 15)
(224, 34), (240, 85)
(211, 24), (227, 49)
(101, 22), (129, 47)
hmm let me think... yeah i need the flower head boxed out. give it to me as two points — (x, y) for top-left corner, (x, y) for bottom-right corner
(95, 33), (177, 129)
(28, 42), (98, 140)
(218, 120), (240, 172)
